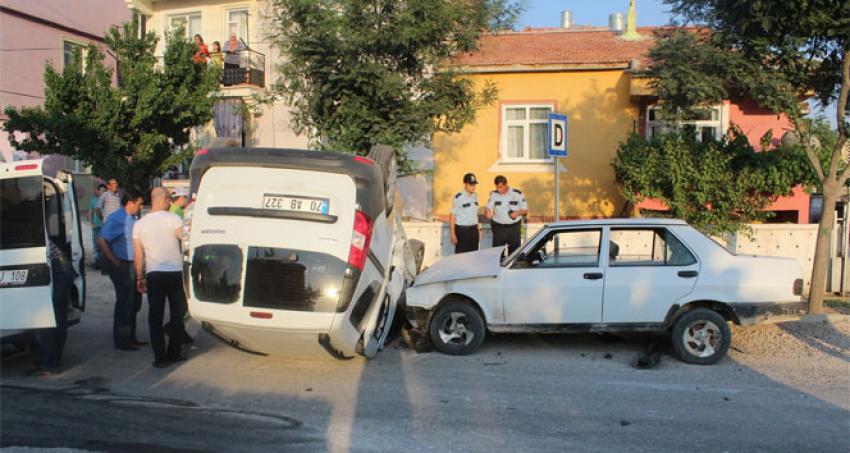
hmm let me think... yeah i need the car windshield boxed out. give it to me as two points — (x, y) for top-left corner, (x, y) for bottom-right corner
(500, 227), (547, 265)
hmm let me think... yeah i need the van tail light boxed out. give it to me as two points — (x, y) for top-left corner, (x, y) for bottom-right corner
(348, 210), (373, 270)
(793, 278), (803, 296)
(354, 156), (374, 165)
(15, 164), (38, 171)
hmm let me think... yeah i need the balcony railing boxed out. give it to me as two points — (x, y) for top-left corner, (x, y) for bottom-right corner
(152, 49), (266, 89)
(216, 50), (265, 88)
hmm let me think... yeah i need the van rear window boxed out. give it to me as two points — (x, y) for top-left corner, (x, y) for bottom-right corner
(0, 176), (45, 250)
(192, 245), (243, 303)
(243, 247), (346, 312)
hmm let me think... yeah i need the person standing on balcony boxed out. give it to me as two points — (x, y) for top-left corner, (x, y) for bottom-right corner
(193, 34), (209, 64)
(223, 34), (245, 69)
(210, 41), (224, 68)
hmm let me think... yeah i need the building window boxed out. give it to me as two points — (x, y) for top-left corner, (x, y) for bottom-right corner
(226, 8), (249, 42)
(62, 40), (87, 71)
(646, 105), (724, 142)
(169, 12), (202, 39)
(500, 104), (553, 162)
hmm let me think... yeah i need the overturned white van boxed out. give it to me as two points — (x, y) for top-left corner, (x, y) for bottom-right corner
(184, 147), (420, 359)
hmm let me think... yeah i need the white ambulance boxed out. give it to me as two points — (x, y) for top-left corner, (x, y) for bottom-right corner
(0, 159), (86, 347)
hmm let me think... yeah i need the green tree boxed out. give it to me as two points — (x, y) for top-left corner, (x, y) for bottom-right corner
(267, 0), (525, 169)
(3, 15), (221, 190)
(644, 0), (849, 313)
(613, 128), (812, 236)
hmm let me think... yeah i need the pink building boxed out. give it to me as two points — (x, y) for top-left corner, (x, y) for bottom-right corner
(635, 97), (811, 224)
(0, 0), (130, 174)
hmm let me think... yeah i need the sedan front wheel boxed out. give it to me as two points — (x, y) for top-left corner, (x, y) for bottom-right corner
(429, 300), (485, 355)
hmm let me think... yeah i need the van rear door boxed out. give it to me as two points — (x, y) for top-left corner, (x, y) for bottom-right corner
(58, 170), (86, 311)
(0, 161), (55, 330)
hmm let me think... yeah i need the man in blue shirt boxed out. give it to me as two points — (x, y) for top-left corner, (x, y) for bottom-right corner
(97, 189), (146, 351)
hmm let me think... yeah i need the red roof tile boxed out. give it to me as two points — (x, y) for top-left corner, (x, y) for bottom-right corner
(452, 26), (673, 69)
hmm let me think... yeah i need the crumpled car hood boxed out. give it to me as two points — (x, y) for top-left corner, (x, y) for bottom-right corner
(413, 247), (505, 286)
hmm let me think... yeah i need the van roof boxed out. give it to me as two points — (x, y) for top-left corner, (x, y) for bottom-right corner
(189, 148), (386, 219)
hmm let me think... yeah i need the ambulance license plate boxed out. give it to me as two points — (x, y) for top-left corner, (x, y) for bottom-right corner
(0, 269), (28, 286)
(262, 194), (329, 215)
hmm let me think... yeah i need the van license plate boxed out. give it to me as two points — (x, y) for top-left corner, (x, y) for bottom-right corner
(0, 269), (28, 286)
(263, 194), (329, 215)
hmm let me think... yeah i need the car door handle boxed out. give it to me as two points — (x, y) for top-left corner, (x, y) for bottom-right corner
(678, 270), (699, 278)
(583, 272), (603, 280)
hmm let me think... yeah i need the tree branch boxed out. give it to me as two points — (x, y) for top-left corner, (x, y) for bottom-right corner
(837, 46), (850, 141)
(835, 47), (850, 185)
(791, 115), (826, 182)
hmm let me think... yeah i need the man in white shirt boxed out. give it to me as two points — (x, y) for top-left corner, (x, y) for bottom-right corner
(133, 187), (190, 368)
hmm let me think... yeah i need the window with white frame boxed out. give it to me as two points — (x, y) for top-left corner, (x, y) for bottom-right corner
(501, 104), (553, 162)
(62, 40), (87, 71)
(226, 8), (249, 42)
(646, 105), (724, 142)
(169, 12), (202, 39)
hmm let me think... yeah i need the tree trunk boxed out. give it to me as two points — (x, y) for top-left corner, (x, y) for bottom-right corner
(809, 186), (839, 313)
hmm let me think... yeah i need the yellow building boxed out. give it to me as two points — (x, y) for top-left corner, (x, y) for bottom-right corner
(434, 24), (661, 222)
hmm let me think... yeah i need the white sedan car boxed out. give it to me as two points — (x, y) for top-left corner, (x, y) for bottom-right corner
(404, 219), (806, 364)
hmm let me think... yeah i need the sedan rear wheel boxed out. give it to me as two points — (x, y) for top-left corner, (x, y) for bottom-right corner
(429, 300), (485, 355)
(671, 308), (731, 365)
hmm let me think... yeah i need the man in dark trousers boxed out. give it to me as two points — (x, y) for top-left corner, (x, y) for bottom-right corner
(133, 187), (190, 368)
(450, 173), (482, 254)
(97, 189), (146, 351)
(26, 240), (72, 376)
(485, 175), (528, 254)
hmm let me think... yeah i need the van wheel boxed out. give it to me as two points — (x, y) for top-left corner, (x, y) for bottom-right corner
(367, 145), (397, 213)
(671, 309), (731, 365)
(429, 301), (485, 355)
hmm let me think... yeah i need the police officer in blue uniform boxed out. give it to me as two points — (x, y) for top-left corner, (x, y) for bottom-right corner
(485, 175), (528, 254)
(450, 173), (482, 253)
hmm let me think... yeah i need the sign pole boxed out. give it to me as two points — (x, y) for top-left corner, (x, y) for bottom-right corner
(548, 112), (568, 223)
(554, 157), (559, 222)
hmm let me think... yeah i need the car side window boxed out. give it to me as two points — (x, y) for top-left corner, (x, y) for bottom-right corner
(530, 229), (601, 268)
(609, 228), (696, 266)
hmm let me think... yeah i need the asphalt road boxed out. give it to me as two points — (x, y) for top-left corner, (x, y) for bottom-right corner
(2, 269), (849, 452)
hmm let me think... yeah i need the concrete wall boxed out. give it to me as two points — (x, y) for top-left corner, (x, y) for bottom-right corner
(404, 221), (822, 290)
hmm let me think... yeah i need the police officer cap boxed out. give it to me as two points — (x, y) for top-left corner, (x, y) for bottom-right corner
(463, 173), (478, 185)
